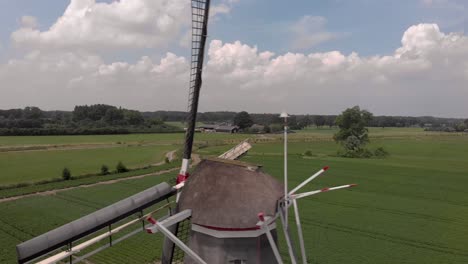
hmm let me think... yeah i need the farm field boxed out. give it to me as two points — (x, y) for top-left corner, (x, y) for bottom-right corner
(0, 129), (467, 263)
(0, 128), (430, 186)
(0, 172), (175, 264)
(0, 131), (250, 147)
(0, 127), (433, 147)
(0, 144), (176, 185)
(203, 135), (468, 263)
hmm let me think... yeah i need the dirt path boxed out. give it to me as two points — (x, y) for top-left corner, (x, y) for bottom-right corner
(0, 152), (201, 204)
(151, 150), (177, 166)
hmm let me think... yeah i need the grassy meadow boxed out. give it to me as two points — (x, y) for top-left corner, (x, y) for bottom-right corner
(0, 131), (250, 146)
(0, 144), (176, 185)
(0, 128), (467, 263)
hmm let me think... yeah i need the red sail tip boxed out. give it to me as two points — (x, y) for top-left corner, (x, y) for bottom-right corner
(323, 166), (330, 171)
(257, 212), (265, 222)
(176, 173), (189, 184)
(350, 184), (358, 187)
(146, 216), (157, 225)
(321, 187), (330, 192)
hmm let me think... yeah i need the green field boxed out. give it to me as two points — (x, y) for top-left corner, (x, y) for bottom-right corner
(242, 138), (468, 263)
(0, 127), (432, 147)
(0, 131), (250, 147)
(0, 129), (467, 263)
(0, 144), (176, 185)
(0, 172), (175, 264)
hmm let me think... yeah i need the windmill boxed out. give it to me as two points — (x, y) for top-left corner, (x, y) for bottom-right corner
(15, 1), (357, 263)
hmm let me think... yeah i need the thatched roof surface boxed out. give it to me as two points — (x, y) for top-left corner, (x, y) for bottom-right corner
(179, 158), (283, 229)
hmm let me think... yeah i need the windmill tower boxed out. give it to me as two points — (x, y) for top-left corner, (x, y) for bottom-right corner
(15, 1), (357, 263)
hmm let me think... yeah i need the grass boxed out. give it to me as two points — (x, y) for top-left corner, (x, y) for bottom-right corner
(0, 162), (179, 199)
(239, 137), (468, 264)
(0, 127), (440, 147)
(0, 132), (249, 147)
(0, 144), (177, 186)
(0, 129), (467, 263)
(198, 134), (468, 263)
(0, 172), (175, 264)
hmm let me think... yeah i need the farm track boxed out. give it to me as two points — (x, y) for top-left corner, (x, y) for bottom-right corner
(0, 153), (200, 204)
(306, 219), (468, 257)
(152, 150), (177, 166)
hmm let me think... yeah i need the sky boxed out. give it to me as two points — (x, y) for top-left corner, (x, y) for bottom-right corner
(0, 0), (467, 117)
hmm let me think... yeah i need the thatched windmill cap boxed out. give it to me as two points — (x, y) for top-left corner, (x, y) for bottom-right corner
(178, 158), (283, 230)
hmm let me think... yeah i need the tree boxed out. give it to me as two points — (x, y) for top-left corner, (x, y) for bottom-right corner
(288, 115), (301, 130)
(298, 115), (312, 129)
(62, 167), (72, 180)
(124, 110), (144, 125)
(325, 115), (336, 128)
(104, 108), (124, 124)
(314, 115), (326, 127)
(334, 106), (373, 144)
(116, 161), (128, 173)
(455, 122), (466, 132)
(269, 115), (282, 125)
(100, 165), (109, 175)
(334, 106), (374, 157)
(23, 107), (43, 119)
(233, 111), (254, 129)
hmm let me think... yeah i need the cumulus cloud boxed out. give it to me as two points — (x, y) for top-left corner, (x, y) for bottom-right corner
(0, 50), (189, 111)
(1, 23), (468, 117)
(210, 0), (240, 18)
(201, 24), (468, 116)
(11, 0), (240, 51)
(11, 0), (190, 51)
(290, 16), (341, 50)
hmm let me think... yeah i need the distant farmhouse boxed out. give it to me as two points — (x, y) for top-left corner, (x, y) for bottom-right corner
(197, 124), (239, 133)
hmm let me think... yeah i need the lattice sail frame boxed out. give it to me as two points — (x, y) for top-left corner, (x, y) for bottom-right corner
(182, 0), (211, 163)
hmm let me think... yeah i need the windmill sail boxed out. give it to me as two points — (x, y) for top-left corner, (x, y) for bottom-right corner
(179, 0), (211, 177)
(163, 1), (212, 263)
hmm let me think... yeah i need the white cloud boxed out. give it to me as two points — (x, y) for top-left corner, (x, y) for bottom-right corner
(11, 0), (240, 52)
(1, 23), (468, 117)
(20, 16), (38, 29)
(210, 0), (240, 17)
(290, 16), (341, 50)
(11, 0), (190, 51)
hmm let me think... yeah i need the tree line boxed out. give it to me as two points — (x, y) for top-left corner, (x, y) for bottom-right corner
(1, 105), (466, 136)
(0, 105), (181, 136)
(232, 111), (467, 133)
